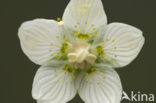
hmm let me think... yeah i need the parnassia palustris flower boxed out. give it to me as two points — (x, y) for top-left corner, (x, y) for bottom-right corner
(18, 0), (145, 103)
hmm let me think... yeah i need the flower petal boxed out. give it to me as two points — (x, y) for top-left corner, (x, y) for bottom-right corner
(98, 23), (145, 67)
(63, 0), (107, 34)
(78, 66), (122, 103)
(18, 19), (62, 65)
(32, 65), (76, 103)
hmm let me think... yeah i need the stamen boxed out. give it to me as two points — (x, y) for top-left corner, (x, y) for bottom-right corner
(63, 64), (74, 74)
(96, 46), (104, 56)
(58, 21), (64, 26)
(77, 33), (90, 40)
(85, 67), (96, 75)
(60, 43), (68, 56)
(57, 18), (62, 22)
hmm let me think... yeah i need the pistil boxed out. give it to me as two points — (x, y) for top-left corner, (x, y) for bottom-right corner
(68, 42), (96, 67)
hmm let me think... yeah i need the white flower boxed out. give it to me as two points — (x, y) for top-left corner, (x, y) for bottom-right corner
(18, 0), (145, 103)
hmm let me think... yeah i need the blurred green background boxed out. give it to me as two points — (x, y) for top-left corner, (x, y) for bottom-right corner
(0, 0), (155, 103)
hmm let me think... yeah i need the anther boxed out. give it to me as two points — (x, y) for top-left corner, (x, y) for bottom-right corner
(58, 21), (64, 26)
(57, 18), (62, 22)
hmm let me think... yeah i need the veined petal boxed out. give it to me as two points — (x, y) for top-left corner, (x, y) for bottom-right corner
(32, 65), (76, 103)
(78, 66), (122, 103)
(18, 19), (62, 65)
(97, 23), (145, 67)
(63, 0), (107, 35)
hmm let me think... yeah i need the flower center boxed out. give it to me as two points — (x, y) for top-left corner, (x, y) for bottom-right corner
(68, 42), (96, 66)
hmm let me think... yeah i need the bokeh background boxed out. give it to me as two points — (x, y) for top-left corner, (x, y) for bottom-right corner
(0, 0), (155, 103)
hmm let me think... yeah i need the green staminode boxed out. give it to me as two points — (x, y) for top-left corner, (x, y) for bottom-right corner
(77, 33), (90, 40)
(86, 67), (96, 74)
(96, 46), (104, 56)
(63, 64), (74, 73)
(60, 43), (68, 55)
(88, 39), (94, 44)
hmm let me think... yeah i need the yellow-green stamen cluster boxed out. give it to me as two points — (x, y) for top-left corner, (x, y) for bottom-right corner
(60, 43), (68, 56)
(85, 67), (96, 75)
(96, 46), (104, 56)
(63, 64), (74, 73)
(77, 33), (90, 40)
